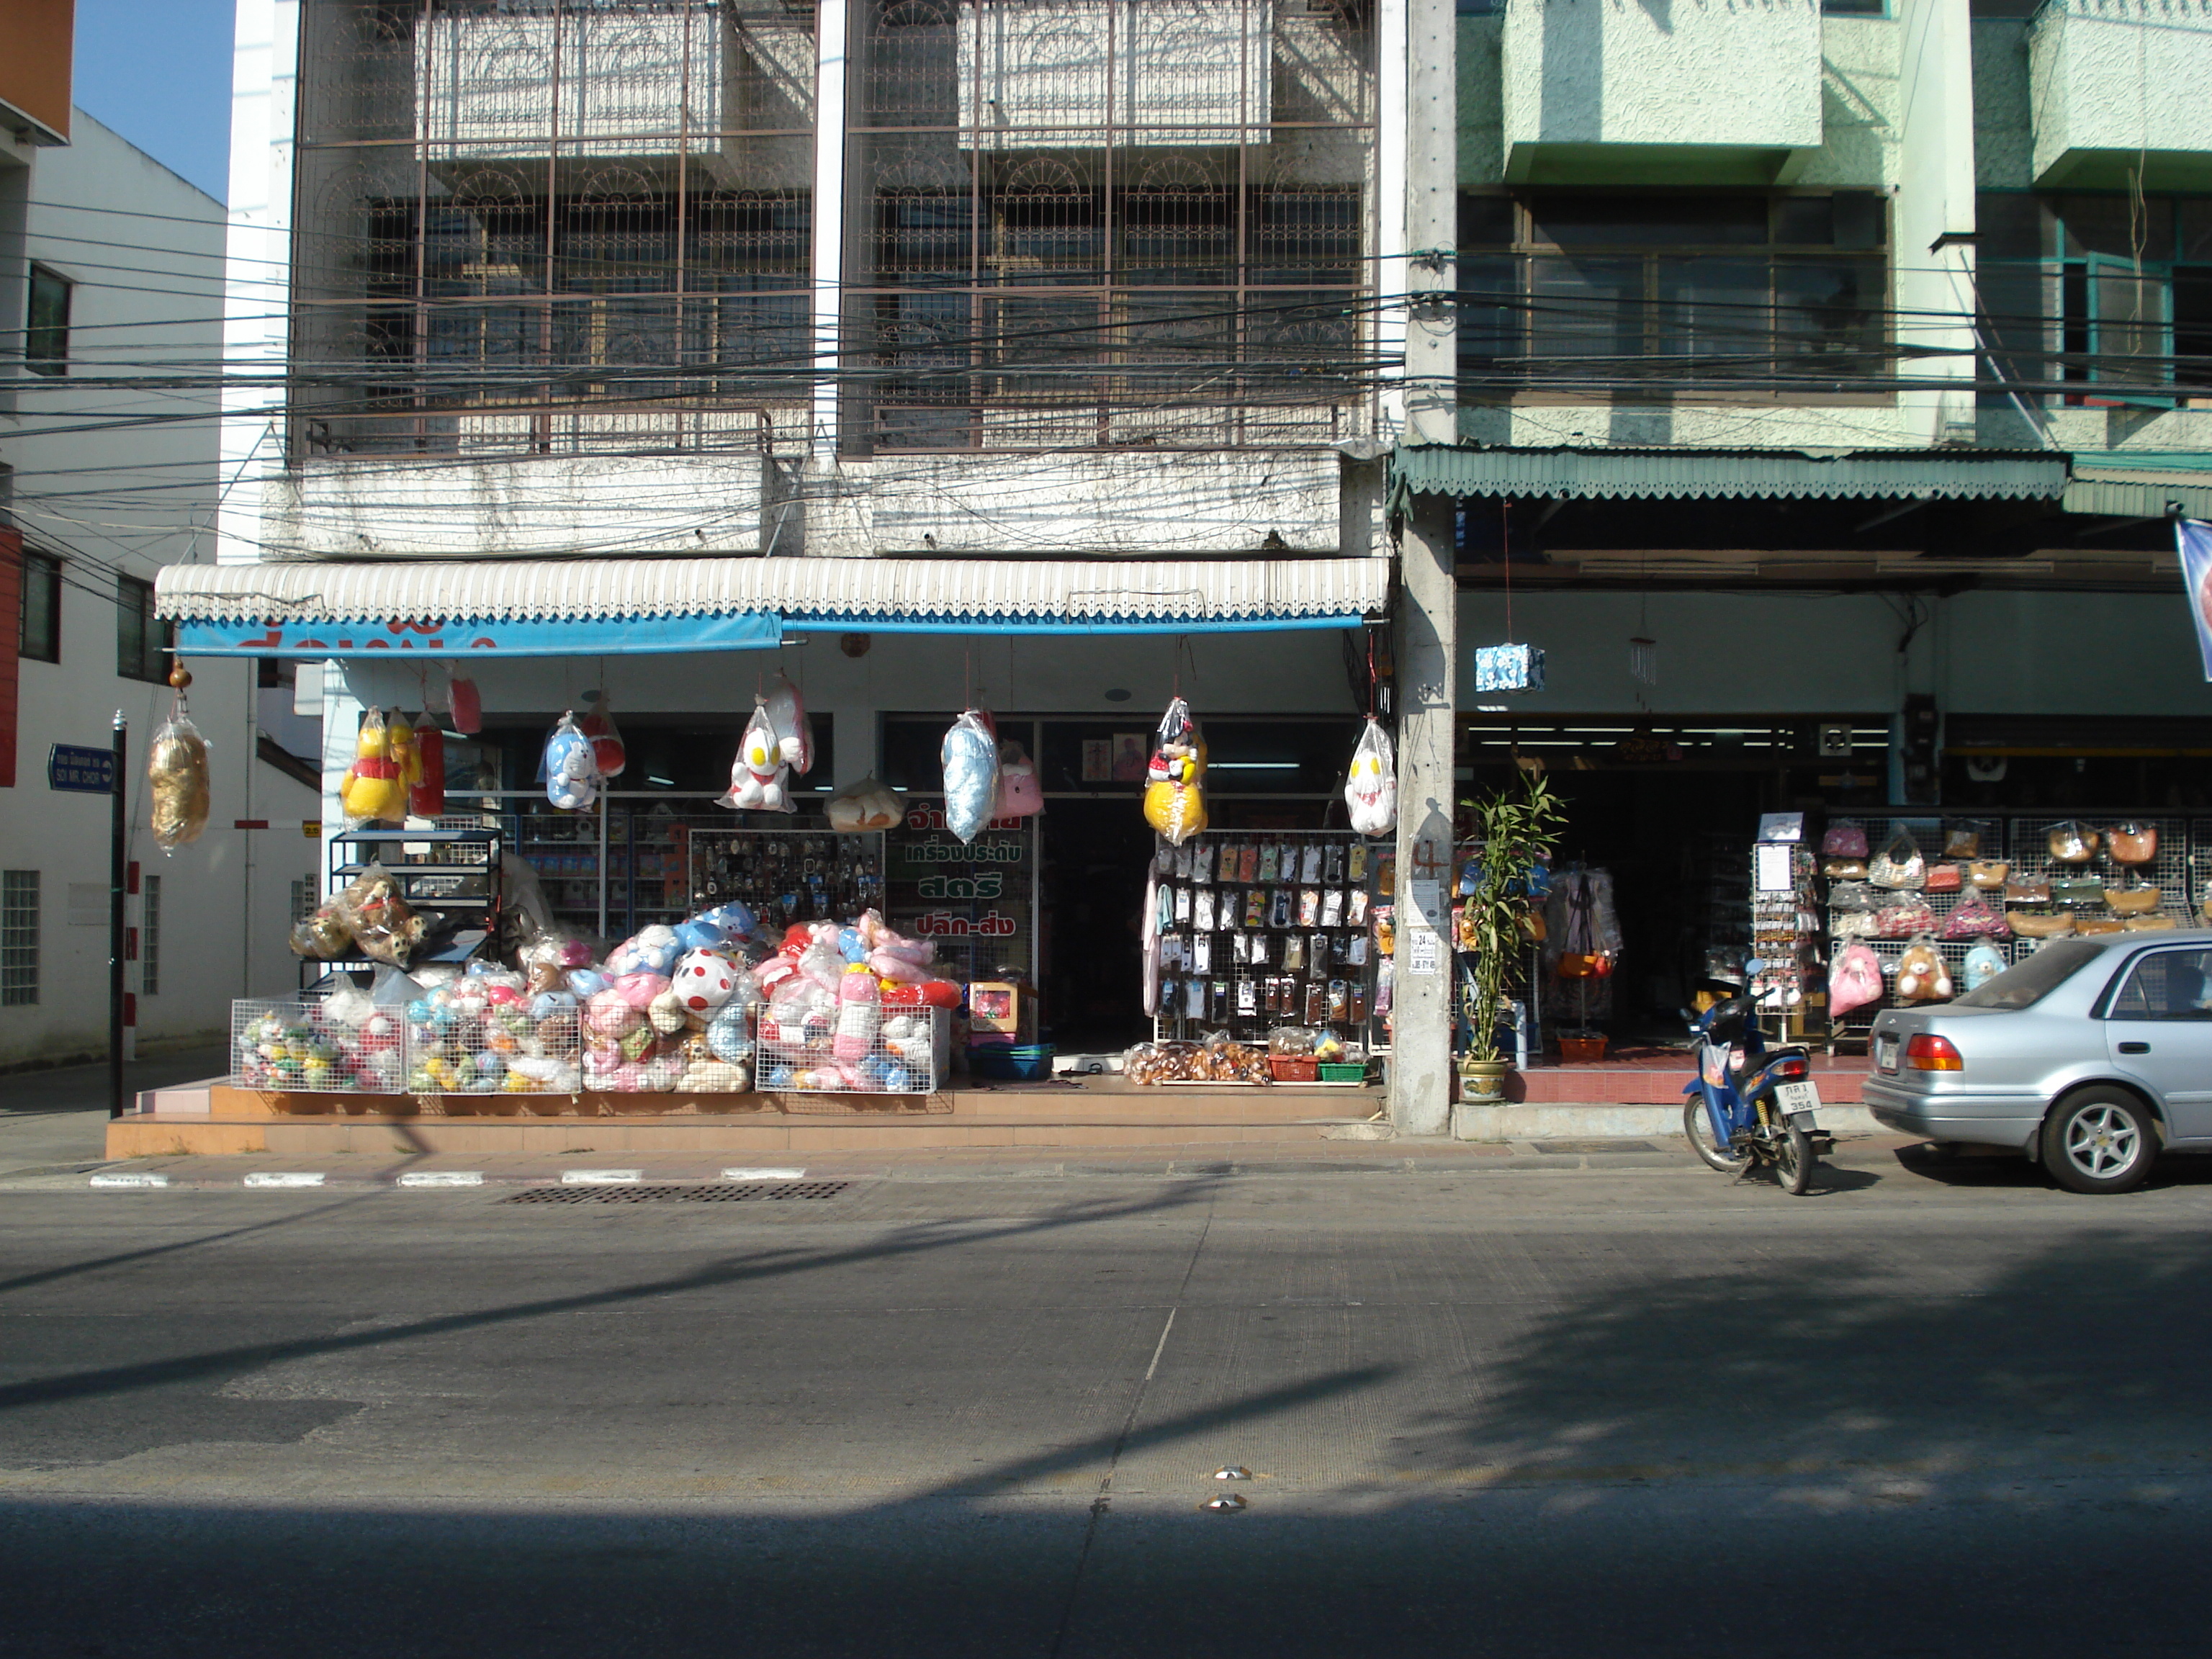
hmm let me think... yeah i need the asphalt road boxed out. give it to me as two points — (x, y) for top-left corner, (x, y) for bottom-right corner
(4, 1143), (2212, 1657)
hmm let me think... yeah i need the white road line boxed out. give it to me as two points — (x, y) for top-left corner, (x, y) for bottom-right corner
(397, 1171), (485, 1188)
(89, 1172), (168, 1188)
(561, 1169), (642, 1185)
(243, 1172), (326, 1189)
(721, 1167), (806, 1181)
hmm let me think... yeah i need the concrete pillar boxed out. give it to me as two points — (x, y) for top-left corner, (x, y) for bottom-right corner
(1389, 0), (1459, 1136)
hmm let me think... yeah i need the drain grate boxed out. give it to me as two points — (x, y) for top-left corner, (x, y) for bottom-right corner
(503, 1181), (850, 1205)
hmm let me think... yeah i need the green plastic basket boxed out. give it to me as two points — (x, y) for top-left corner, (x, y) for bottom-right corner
(1318, 1062), (1368, 1084)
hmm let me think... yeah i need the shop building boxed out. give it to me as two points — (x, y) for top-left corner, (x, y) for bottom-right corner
(1, 67), (320, 1069)
(134, 0), (1409, 1150)
(1395, 0), (2212, 1108)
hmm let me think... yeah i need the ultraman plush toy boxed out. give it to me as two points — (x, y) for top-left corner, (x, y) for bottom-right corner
(717, 703), (791, 813)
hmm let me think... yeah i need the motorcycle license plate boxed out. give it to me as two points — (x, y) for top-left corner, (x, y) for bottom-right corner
(1776, 1081), (1820, 1122)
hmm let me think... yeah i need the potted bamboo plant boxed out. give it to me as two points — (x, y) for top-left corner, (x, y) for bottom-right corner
(1457, 772), (1566, 1102)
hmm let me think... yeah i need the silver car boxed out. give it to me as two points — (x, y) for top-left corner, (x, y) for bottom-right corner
(1863, 931), (2212, 1194)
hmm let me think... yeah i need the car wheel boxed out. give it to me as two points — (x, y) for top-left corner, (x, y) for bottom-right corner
(2041, 1089), (2158, 1195)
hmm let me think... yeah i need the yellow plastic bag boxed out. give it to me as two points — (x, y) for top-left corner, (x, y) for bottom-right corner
(1143, 697), (1208, 845)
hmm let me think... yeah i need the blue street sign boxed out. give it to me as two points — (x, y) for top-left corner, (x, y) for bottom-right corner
(48, 743), (115, 795)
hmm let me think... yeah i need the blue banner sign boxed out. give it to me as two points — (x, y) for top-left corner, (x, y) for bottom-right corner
(175, 611), (782, 659)
(48, 743), (115, 794)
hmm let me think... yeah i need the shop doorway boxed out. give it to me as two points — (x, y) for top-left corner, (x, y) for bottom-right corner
(1038, 798), (1155, 1053)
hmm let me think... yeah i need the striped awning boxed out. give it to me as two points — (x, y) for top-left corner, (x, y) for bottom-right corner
(2064, 458), (2212, 521)
(1390, 445), (2068, 503)
(157, 555), (1390, 655)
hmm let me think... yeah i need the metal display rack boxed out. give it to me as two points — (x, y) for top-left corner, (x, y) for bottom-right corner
(688, 828), (886, 933)
(1150, 830), (1382, 1053)
(1822, 811), (2193, 1050)
(315, 827), (503, 977)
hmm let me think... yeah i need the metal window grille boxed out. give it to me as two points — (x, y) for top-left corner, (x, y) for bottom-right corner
(142, 874), (161, 997)
(292, 0), (817, 458)
(292, 877), (318, 922)
(848, 0), (1377, 450)
(1, 871), (39, 1007)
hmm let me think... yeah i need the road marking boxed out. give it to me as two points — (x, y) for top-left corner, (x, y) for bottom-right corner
(561, 1169), (642, 1184)
(720, 1167), (805, 1181)
(89, 1172), (168, 1188)
(397, 1171), (484, 1188)
(243, 1172), (325, 1189)
(1143, 1307), (1177, 1382)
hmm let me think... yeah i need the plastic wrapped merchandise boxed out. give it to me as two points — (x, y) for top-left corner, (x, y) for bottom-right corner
(331, 864), (431, 968)
(543, 712), (600, 811)
(408, 719), (446, 819)
(341, 706), (408, 827)
(993, 741), (1045, 818)
(1143, 696), (1208, 847)
(2108, 821), (2158, 866)
(1820, 824), (1869, 858)
(719, 703), (793, 813)
(1961, 943), (2008, 993)
(578, 692), (626, 778)
(2047, 821), (2100, 863)
(942, 709), (1001, 844)
(1938, 892), (2010, 940)
(1894, 937), (1954, 1002)
(1831, 942), (1884, 1022)
(444, 665), (482, 735)
(289, 899), (351, 961)
(1924, 863), (1963, 894)
(1343, 716), (1397, 838)
(764, 673), (813, 777)
(1868, 826), (1926, 891)
(825, 775), (904, 832)
(147, 709), (212, 852)
(1967, 860), (2009, 891)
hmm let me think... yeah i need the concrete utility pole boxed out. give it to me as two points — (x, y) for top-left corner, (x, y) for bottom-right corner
(1391, 0), (1458, 1137)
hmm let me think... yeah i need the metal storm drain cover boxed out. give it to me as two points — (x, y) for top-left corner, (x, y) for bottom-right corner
(503, 1181), (851, 1205)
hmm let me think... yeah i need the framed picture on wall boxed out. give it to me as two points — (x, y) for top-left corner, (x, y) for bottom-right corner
(1082, 739), (1112, 783)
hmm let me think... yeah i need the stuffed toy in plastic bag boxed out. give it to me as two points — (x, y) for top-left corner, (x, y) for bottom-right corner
(1894, 935), (1954, 1002)
(764, 673), (812, 777)
(543, 711), (600, 811)
(719, 703), (793, 812)
(1344, 716), (1396, 838)
(578, 691), (626, 778)
(1961, 943), (2008, 992)
(1143, 696), (1208, 846)
(826, 775), (904, 832)
(994, 741), (1044, 818)
(942, 709), (1000, 844)
(341, 706), (408, 827)
(1828, 942), (1885, 1017)
(408, 718), (445, 819)
(148, 703), (212, 853)
(444, 664), (482, 736)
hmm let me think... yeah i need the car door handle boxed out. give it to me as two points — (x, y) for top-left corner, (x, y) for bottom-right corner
(2119, 1041), (2151, 1055)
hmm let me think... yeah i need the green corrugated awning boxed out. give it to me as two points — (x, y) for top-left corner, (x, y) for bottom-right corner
(1389, 445), (2069, 505)
(2064, 456), (2212, 521)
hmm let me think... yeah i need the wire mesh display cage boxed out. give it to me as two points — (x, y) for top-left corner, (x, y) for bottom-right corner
(755, 1003), (950, 1096)
(577, 990), (757, 1094)
(404, 975), (587, 1097)
(231, 992), (408, 1094)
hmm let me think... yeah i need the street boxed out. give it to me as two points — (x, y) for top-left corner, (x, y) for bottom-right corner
(4, 1117), (2212, 1657)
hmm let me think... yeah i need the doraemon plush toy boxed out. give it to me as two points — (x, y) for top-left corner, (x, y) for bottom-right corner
(544, 712), (599, 811)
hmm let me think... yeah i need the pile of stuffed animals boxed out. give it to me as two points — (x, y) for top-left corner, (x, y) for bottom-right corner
(265, 895), (961, 1099)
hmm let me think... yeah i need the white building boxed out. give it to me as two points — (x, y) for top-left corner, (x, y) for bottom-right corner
(1, 105), (318, 1071)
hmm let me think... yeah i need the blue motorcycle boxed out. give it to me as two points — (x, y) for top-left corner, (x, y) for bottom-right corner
(1682, 992), (1833, 1195)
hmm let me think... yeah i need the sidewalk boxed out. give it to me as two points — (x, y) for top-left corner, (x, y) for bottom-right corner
(0, 1046), (227, 1178)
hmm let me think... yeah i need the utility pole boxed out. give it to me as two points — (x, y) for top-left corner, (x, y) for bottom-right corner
(1391, 0), (1458, 1137)
(109, 711), (127, 1120)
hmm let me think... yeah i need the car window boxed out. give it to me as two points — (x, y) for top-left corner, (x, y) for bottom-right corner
(2108, 948), (2212, 1020)
(1954, 940), (2105, 1010)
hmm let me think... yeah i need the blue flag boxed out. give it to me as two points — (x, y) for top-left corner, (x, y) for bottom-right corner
(2179, 519), (2212, 680)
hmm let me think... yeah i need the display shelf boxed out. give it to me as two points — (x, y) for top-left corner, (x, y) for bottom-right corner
(1820, 810), (2193, 1048)
(1148, 830), (1382, 1053)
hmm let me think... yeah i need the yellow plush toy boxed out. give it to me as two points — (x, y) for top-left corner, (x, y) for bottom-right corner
(340, 707), (408, 826)
(1143, 696), (1208, 846)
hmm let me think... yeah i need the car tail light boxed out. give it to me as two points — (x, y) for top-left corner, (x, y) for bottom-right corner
(1905, 1033), (1964, 1072)
(1769, 1056), (1809, 1081)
